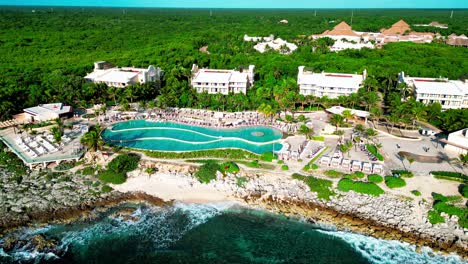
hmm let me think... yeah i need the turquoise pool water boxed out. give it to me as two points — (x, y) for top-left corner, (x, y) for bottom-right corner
(102, 120), (283, 154)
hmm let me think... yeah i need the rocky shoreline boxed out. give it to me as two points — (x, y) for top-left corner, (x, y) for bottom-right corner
(1, 161), (467, 259)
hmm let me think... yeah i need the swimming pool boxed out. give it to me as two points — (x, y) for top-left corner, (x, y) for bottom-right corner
(101, 120), (283, 154)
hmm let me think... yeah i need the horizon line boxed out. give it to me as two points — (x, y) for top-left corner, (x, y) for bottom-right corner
(1, 5), (467, 10)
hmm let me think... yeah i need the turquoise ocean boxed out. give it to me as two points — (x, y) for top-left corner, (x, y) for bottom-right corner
(0, 202), (465, 264)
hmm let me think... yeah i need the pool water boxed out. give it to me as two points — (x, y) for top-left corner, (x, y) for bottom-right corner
(102, 120), (283, 154)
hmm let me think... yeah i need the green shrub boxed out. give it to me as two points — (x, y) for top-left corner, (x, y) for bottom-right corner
(431, 171), (468, 182)
(325, 170), (344, 178)
(98, 171), (127, 184)
(346, 172), (365, 179)
(391, 170), (414, 178)
(248, 160), (260, 168)
(82, 166), (97, 175)
(432, 193), (461, 203)
(460, 185), (468, 198)
(292, 174), (336, 200)
(55, 162), (76, 171)
(277, 160), (284, 164)
(311, 164), (319, 170)
(311, 136), (325, 142)
(428, 210), (445, 225)
(101, 185), (113, 193)
(337, 178), (385, 196)
(108, 153), (140, 173)
(281, 165), (289, 171)
(195, 161), (219, 184)
(220, 161), (240, 174)
(368, 174), (384, 183)
(411, 190), (421, 196)
(430, 193), (468, 229)
(261, 152), (276, 162)
(365, 144), (384, 161)
(236, 177), (248, 188)
(303, 165), (310, 171)
(385, 176), (406, 189)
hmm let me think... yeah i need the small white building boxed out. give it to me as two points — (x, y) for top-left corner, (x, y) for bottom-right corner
(330, 40), (374, 52)
(23, 103), (73, 122)
(298, 67), (366, 98)
(191, 64), (255, 95)
(253, 38), (298, 54)
(444, 128), (468, 155)
(85, 61), (162, 88)
(326, 106), (370, 121)
(400, 72), (468, 109)
(244, 34), (274, 42)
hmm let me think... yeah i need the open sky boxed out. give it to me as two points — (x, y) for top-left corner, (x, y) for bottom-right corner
(3, 0), (468, 8)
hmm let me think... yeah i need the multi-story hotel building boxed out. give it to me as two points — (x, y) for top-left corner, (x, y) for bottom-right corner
(297, 66), (366, 98)
(85, 61), (162, 88)
(191, 64), (255, 95)
(400, 72), (468, 109)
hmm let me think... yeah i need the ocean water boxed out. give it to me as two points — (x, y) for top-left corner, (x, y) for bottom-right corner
(102, 120), (283, 154)
(0, 202), (465, 264)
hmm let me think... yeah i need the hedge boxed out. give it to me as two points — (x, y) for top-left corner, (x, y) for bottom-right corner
(325, 170), (344, 178)
(385, 176), (406, 189)
(281, 165), (289, 171)
(365, 144), (384, 161)
(431, 171), (468, 183)
(292, 174), (336, 200)
(461, 185), (468, 198)
(337, 178), (385, 196)
(260, 152), (277, 162)
(145, 149), (258, 160)
(368, 174), (384, 183)
(411, 190), (421, 196)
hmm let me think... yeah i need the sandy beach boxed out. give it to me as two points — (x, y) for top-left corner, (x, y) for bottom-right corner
(112, 171), (239, 203)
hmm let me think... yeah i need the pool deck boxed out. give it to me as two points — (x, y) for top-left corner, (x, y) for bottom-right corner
(0, 127), (85, 169)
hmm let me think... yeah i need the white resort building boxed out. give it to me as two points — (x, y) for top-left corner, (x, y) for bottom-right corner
(298, 67), (367, 98)
(443, 128), (468, 155)
(399, 72), (468, 109)
(191, 64), (255, 95)
(23, 103), (73, 123)
(85, 61), (162, 88)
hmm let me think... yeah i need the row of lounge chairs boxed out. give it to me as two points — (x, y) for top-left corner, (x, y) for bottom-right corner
(15, 135), (60, 158)
(319, 155), (384, 174)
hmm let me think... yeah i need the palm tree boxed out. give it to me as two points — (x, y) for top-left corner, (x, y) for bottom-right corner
(365, 128), (377, 143)
(258, 103), (275, 124)
(330, 114), (344, 131)
(50, 126), (62, 143)
(335, 130), (345, 141)
(341, 109), (355, 123)
(339, 140), (353, 157)
(80, 130), (104, 152)
(354, 124), (365, 134)
(298, 124), (314, 139)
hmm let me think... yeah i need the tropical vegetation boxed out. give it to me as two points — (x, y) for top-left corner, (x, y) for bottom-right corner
(0, 8), (466, 133)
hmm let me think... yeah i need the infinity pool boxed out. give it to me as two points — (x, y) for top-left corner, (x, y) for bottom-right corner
(102, 120), (283, 154)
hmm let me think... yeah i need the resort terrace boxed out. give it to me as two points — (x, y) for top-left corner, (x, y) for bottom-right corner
(0, 126), (86, 169)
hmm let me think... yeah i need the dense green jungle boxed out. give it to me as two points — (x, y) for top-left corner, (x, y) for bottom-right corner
(0, 7), (467, 132)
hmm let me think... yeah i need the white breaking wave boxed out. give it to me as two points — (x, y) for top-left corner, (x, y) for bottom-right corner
(318, 229), (466, 264)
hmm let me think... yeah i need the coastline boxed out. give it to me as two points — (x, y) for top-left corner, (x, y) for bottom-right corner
(1, 161), (467, 260)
